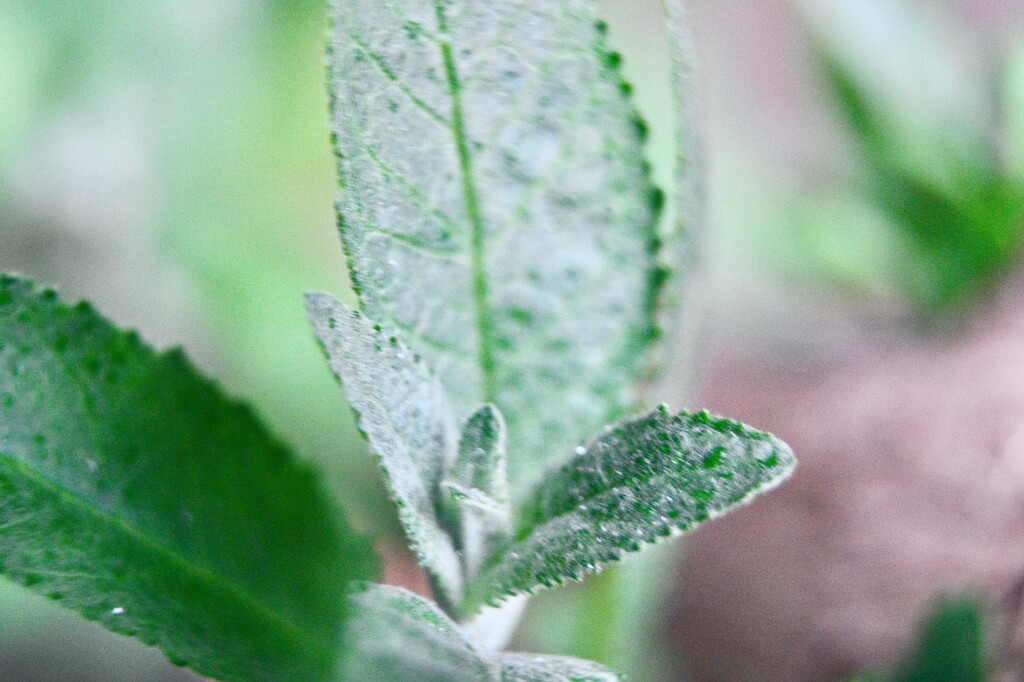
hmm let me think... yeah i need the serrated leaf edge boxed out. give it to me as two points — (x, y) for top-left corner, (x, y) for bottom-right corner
(466, 406), (796, 610)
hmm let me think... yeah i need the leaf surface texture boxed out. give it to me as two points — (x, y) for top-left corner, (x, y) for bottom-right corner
(469, 406), (795, 607)
(500, 654), (622, 681)
(340, 583), (498, 682)
(307, 292), (463, 604)
(328, 0), (662, 498)
(341, 583), (625, 682)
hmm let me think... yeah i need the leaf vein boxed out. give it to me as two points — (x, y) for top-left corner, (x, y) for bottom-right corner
(432, 0), (497, 403)
(360, 145), (465, 245)
(347, 32), (451, 128)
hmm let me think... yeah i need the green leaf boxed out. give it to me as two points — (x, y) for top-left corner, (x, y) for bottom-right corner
(447, 404), (510, 506)
(327, 0), (662, 499)
(441, 404), (513, 578)
(0, 276), (376, 682)
(306, 292), (463, 606)
(468, 406), (795, 609)
(889, 595), (987, 682)
(500, 653), (622, 681)
(340, 583), (498, 682)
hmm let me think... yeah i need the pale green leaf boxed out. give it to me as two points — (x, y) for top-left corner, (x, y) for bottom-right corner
(655, 0), (706, 408)
(500, 653), (622, 681)
(328, 0), (662, 499)
(339, 583), (498, 682)
(340, 584), (624, 682)
(441, 404), (513, 578)
(1006, 41), (1024, 186)
(468, 406), (795, 608)
(0, 276), (376, 682)
(662, 0), (704, 255)
(306, 292), (463, 606)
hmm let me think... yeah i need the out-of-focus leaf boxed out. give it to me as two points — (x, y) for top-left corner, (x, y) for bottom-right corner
(662, 0), (704, 262)
(339, 583), (498, 682)
(800, 0), (990, 188)
(783, 192), (928, 305)
(341, 584), (626, 682)
(801, 0), (1024, 319)
(467, 406), (795, 609)
(1006, 41), (1024, 186)
(856, 595), (988, 682)
(500, 653), (622, 681)
(306, 292), (462, 606)
(868, 167), (1023, 316)
(654, 0), (705, 407)
(327, 0), (662, 500)
(0, 276), (376, 682)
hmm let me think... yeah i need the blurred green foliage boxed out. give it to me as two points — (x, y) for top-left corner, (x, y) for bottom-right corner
(797, 0), (1024, 323)
(855, 594), (988, 682)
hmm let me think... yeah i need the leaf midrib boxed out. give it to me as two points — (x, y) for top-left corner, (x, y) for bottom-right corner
(0, 450), (337, 665)
(432, 0), (497, 403)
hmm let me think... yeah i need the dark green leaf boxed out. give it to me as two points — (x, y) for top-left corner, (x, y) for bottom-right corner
(890, 595), (987, 682)
(0, 276), (375, 682)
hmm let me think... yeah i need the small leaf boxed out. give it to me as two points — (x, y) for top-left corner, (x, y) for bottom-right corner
(328, 0), (663, 499)
(448, 404), (510, 505)
(0, 276), (376, 682)
(306, 292), (463, 606)
(500, 653), (622, 681)
(340, 583), (498, 682)
(468, 406), (795, 609)
(441, 405), (513, 578)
